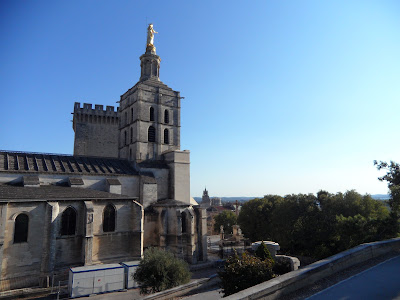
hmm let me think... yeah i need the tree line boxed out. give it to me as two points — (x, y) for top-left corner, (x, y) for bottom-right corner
(215, 161), (400, 260)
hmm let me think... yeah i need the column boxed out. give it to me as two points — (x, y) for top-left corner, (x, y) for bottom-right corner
(83, 201), (94, 265)
(0, 204), (8, 280)
(39, 202), (59, 287)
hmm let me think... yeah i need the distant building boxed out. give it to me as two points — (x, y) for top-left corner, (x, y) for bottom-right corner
(200, 188), (222, 207)
(211, 197), (222, 206)
(201, 188), (211, 207)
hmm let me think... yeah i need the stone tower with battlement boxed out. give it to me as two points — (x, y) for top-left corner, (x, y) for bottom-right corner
(118, 42), (181, 162)
(72, 102), (119, 158)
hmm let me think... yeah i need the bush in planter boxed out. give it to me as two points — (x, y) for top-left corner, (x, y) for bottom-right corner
(218, 251), (275, 297)
(133, 247), (191, 294)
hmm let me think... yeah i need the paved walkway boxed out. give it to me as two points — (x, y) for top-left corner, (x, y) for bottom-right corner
(181, 286), (222, 299)
(306, 255), (400, 300)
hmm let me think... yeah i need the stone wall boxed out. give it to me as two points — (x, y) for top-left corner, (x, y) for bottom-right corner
(73, 102), (119, 158)
(0, 198), (143, 289)
(54, 201), (85, 269)
(1, 202), (47, 279)
(138, 168), (169, 205)
(164, 150), (191, 204)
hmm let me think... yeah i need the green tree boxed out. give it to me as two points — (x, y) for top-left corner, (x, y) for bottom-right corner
(218, 251), (275, 297)
(374, 160), (400, 236)
(134, 247), (191, 294)
(213, 210), (237, 234)
(238, 190), (391, 260)
(238, 195), (282, 242)
(374, 160), (400, 217)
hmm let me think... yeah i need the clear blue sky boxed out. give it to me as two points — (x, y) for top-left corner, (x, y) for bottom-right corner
(1, 1), (399, 197)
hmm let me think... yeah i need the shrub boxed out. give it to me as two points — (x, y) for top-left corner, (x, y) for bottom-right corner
(255, 241), (274, 261)
(273, 258), (292, 275)
(218, 251), (275, 296)
(133, 247), (191, 294)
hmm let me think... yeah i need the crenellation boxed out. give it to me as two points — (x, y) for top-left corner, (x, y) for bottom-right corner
(83, 103), (92, 110)
(74, 103), (118, 116)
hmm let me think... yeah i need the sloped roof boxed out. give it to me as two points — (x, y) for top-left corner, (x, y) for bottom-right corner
(140, 77), (175, 91)
(152, 199), (190, 207)
(0, 185), (136, 202)
(106, 178), (121, 185)
(190, 197), (199, 206)
(0, 151), (138, 176)
(122, 77), (178, 100)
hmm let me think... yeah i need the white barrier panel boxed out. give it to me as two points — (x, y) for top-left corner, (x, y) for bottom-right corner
(121, 261), (140, 289)
(68, 263), (125, 298)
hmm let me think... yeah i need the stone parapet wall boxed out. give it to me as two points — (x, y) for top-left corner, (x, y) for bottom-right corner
(225, 238), (400, 300)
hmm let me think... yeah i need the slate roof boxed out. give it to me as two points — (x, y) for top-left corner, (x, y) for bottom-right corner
(0, 185), (135, 202)
(132, 78), (176, 93)
(0, 151), (138, 176)
(152, 199), (190, 207)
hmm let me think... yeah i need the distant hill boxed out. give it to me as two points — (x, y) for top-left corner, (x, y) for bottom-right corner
(193, 194), (391, 203)
(371, 194), (390, 200)
(193, 196), (258, 203)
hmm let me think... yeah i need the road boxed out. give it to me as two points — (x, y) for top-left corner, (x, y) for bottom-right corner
(306, 255), (400, 300)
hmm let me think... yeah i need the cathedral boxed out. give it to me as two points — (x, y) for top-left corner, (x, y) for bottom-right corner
(0, 25), (207, 290)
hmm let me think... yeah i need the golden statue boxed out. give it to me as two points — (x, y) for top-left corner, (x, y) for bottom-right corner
(146, 23), (158, 48)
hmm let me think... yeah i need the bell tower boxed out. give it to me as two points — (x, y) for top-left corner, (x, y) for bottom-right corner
(118, 24), (181, 162)
(140, 45), (161, 81)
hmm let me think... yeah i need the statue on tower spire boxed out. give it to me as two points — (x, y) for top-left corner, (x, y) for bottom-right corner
(146, 23), (158, 54)
(140, 23), (161, 80)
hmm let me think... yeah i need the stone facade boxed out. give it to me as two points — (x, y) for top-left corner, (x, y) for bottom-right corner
(0, 178), (143, 290)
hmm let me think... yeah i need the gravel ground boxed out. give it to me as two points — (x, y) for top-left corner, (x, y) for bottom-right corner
(279, 250), (400, 300)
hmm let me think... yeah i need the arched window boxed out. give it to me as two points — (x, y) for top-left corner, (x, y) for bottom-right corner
(130, 127), (133, 143)
(14, 213), (29, 243)
(60, 207), (76, 236)
(164, 110), (169, 124)
(148, 126), (155, 142)
(103, 204), (116, 232)
(181, 212), (187, 233)
(131, 108), (134, 122)
(150, 107), (154, 121)
(124, 112), (127, 125)
(124, 131), (127, 145)
(164, 129), (169, 144)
